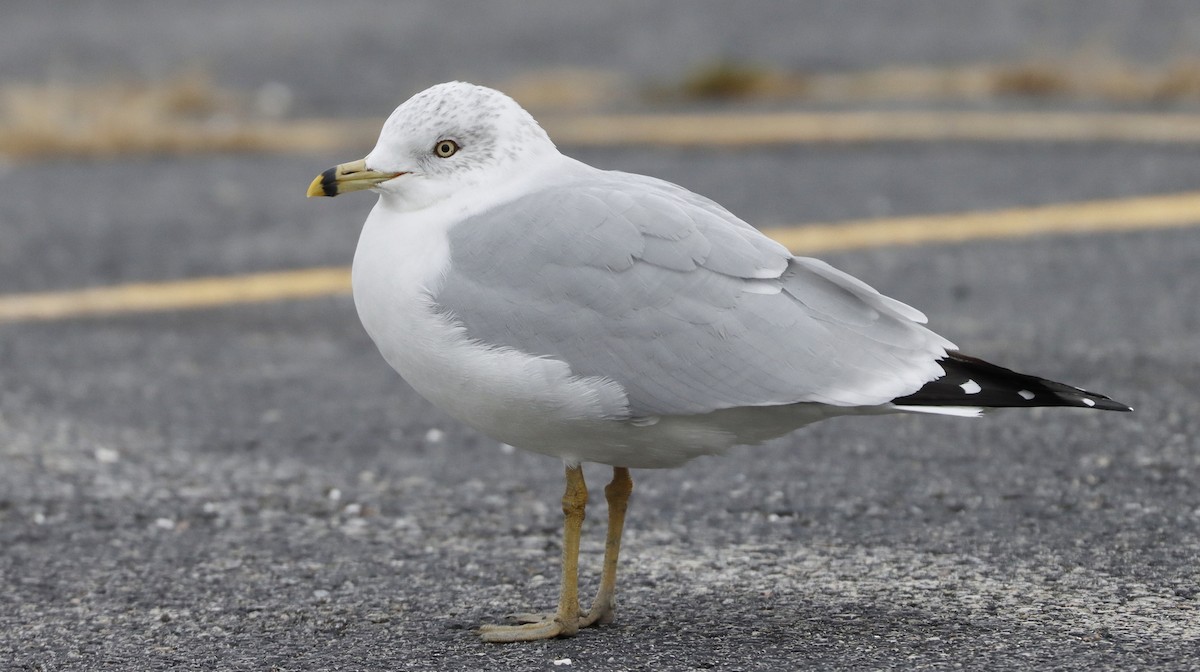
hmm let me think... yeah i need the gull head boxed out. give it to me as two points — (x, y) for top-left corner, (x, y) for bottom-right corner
(308, 82), (558, 209)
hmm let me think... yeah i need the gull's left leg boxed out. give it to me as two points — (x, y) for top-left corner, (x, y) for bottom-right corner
(581, 467), (633, 627)
(479, 464), (588, 642)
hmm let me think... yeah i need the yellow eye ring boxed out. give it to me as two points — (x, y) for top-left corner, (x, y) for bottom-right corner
(434, 140), (460, 158)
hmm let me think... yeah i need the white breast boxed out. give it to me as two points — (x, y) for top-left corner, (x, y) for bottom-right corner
(350, 188), (632, 461)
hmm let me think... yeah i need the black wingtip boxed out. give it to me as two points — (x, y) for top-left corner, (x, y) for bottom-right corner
(1079, 393), (1133, 413)
(894, 351), (1133, 413)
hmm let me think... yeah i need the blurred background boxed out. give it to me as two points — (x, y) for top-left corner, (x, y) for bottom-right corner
(11, 0), (1200, 113)
(3, 2), (1200, 669)
(8, 1), (1200, 149)
(6, 0), (1200, 291)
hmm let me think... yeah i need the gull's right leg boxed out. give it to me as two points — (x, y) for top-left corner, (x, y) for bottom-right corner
(479, 464), (588, 642)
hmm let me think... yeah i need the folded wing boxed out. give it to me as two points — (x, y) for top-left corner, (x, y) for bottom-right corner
(433, 170), (954, 418)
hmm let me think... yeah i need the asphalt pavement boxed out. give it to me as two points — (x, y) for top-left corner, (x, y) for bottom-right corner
(3, 2), (1200, 671)
(3, 142), (1198, 671)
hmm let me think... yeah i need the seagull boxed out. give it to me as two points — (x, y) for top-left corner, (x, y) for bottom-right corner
(307, 81), (1130, 642)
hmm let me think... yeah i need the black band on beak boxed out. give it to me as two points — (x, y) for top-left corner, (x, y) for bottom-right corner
(319, 167), (340, 197)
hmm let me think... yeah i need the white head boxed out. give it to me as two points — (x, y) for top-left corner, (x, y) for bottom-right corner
(308, 82), (558, 210)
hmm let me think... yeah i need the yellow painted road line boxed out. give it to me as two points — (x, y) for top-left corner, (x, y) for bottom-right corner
(0, 267), (350, 323)
(765, 191), (1200, 253)
(2, 191), (1200, 324)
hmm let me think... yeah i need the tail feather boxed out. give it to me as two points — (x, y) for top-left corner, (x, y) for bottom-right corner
(893, 352), (1132, 412)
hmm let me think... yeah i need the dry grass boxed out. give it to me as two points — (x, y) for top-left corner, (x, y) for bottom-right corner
(502, 68), (630, 111)
(0, 68), (628, 159)
(0, 70), (372, 158)
(9, 58), (1200, 159)
(673, 58), (1200, 103)
(677, 62), (805, 100)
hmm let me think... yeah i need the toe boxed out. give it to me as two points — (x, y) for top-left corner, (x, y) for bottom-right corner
(479, 617), (572, 643)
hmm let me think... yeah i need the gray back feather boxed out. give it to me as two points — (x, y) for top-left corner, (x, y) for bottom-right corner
(434, 169), (953, 417)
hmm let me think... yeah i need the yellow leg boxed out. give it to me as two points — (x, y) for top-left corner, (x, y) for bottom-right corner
(584, 467), (632, 626)
(479, 465), (588, 643)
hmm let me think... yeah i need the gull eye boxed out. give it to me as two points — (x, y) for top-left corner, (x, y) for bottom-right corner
(434, 140), (460, 158)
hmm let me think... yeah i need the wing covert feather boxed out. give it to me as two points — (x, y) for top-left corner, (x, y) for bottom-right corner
(435, 171), (951, 416)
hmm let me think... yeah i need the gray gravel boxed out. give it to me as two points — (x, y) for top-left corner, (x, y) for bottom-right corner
(3, 147), (1197, 671)
(3, 2), (1200, 670)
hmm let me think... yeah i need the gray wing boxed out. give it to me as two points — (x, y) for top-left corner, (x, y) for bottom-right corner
(434, 169), (954, 417)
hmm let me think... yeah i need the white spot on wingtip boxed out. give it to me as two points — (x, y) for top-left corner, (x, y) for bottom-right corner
(959, 379), (982, 395)
(1017, 389), (1035, 401)
(1082, 398), (1096, 407)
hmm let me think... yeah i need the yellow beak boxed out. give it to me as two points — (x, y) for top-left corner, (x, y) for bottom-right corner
(306, 159), (406, 197)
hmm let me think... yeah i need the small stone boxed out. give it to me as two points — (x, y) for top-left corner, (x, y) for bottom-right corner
(94, 447), (120, 464)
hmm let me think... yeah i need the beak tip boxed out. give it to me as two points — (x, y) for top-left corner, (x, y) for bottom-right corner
(307, 159), (399, 199)
(306, 173), (334, 198)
